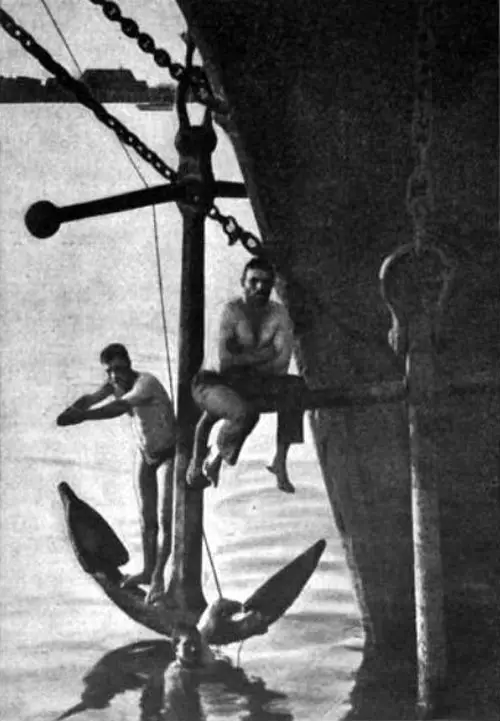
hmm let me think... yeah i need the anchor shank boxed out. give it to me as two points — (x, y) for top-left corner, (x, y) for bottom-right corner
(381, 245), (450, 718)
(407, 313), (446, 719)
(165, 207), (207, 615)
(162, 56), (217, 617)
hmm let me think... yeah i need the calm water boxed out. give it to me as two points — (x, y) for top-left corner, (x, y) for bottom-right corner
(0, 106), (362, 721)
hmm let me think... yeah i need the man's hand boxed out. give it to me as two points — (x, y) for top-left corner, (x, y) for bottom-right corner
(56, 406), (86, 426)
(224, 344), (276, 369)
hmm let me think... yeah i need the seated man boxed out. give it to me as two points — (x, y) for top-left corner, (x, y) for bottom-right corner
(186, 257), (304, 493)
(57, 343), (176, 597)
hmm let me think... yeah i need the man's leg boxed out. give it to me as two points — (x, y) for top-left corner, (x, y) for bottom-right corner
(146, 458), (174, 603)
(188, 380), (259, 488)
(186, 411), (216, 489)
(205, 391), (259, 485)
(267, 440), (295, 494)
(122, 452), (159, 587)
(266, 379), (305, 494)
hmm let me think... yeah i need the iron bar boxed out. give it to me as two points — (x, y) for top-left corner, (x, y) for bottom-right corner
(407, 314), (446, 719)
(25, 181), (248, 239)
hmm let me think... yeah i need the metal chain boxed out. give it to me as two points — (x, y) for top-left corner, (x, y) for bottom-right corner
(86, 1), (264, 255)
(0, 7), (177, 182)
(207, 205), (264, 255)
(87, 0), (213, 107)
(0, 6), (264, 256)
(405, 0), (434, 253)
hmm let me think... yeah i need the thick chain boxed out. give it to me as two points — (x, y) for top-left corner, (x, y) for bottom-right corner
(0, 7), (264, 256)
(88, 0), (213, 107)
(406, 0), (434, 253)
(0, 7), (177, 182)
(207, 205), (264, 255)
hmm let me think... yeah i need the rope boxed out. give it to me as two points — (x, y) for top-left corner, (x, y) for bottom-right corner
(37, 0), (175, 399)
(39, 0), (83, 74)
(202, 529), (223, 598)
(150, 209), (175, 403)
(37, 1), (220, 595)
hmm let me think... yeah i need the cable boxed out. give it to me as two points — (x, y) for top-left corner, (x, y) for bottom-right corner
(38, 0), (83, 75)
(37, 2), (222, 597)
(202, 529), (223, 598)
(37, 0), (175, 399)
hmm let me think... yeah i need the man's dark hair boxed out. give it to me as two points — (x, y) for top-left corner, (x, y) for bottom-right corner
(99, 343), (131, 367)
(241, 257), (276, 284)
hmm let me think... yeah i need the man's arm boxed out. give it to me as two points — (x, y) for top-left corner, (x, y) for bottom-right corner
(81, 375), (155, 421)
(57, 384), (114, 426)
(81, 399), (131, 421)
(254, 306), (294, 375)
(71, 384), (113, 410)
(58, 376), (155, 426)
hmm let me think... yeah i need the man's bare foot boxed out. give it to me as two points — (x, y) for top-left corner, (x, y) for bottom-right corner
(266, 463), (296, 494)
(121, 571), (152, 588)
(145, 578), (164, 604)
(203, 452), (223, 488)
(186, 466), (211, 490)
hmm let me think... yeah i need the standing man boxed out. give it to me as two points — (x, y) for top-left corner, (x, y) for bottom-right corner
(57, 343), (176, 599)
(187, 257), (304, 493)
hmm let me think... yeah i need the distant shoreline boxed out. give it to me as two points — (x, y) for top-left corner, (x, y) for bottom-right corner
(0, 98), (175, 107)
(0, 68), (176, 106)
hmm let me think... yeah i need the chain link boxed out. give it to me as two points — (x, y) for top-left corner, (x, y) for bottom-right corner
(0, 6), (264, 256)
(406, 0), (434, 253)
(207, 205), (264, 255)
(87, 0), (212, 104)
(0, 7), (178, 183)
(85, 1), (264, 254)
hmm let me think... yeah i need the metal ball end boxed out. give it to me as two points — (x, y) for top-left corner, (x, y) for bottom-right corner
(25, 200), (60, 239)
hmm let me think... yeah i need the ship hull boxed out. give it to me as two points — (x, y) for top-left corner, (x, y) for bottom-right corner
(175, 0), (499, 708)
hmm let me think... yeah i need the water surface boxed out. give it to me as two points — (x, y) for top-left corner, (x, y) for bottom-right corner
(0, 105), (363, 721)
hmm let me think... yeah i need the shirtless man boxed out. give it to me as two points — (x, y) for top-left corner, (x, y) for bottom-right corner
(187, 257), (304, 493)
(57, 343), (176, 598)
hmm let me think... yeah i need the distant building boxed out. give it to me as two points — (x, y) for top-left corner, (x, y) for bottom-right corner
(0, 69), (175, 105)
(44, 76), (73, 102)
(0, 75), (44, 102)
(79, 68), (148, 101)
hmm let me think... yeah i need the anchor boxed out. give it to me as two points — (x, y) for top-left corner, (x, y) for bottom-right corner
(57, 482), (326, 641)
(44, 38), (327, 643)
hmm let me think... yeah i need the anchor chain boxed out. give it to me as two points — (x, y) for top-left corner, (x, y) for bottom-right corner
(380, 0), (452, 356)
(406, 0), (434, 253)
(0, 7), (177, 182)
(87, 0), (212, 106)
(0, 7), (265, 257)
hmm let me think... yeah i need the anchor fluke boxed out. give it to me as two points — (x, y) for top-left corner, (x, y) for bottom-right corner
(58, 482), (129, 577)
(25, 200), (60, 238)
(56, 701), (88, 720)
(243, 538), (326, 624)
(58, 483), (201, 636)
(198, 539), (327, 646)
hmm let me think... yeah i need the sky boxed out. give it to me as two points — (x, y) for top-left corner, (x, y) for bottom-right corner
(0, 0), (188, 83)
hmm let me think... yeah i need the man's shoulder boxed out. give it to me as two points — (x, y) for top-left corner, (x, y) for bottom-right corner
(133, 372), (166, 393)
(269, 300), (291, 321)
(268, 299), (286, 312)
(220, 297), (244, 317)
(134, 371), (155, 384)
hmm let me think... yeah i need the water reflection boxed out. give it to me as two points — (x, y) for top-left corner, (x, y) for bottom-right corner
(58, 640), (292, 721)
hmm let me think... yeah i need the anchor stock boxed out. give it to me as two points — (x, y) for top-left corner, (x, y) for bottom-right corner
(24, 180), (248, 239)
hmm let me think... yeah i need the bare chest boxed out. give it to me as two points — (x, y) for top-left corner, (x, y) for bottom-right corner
(234, 309), (277, 348)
